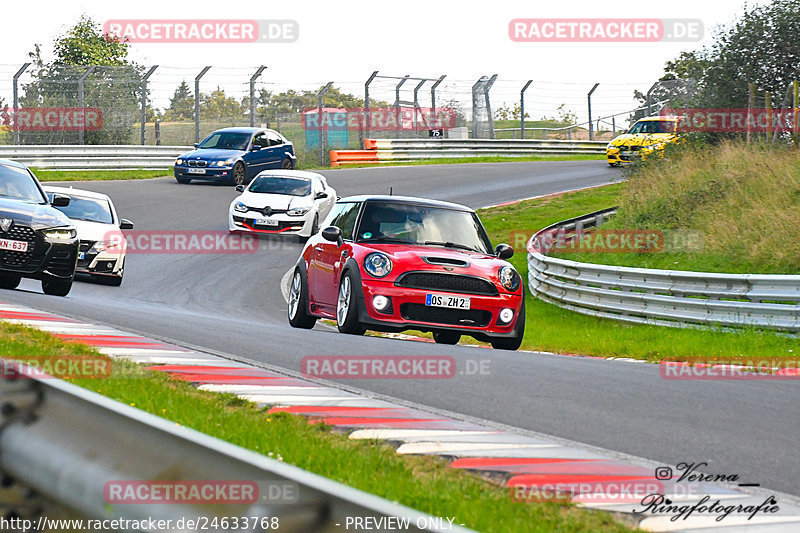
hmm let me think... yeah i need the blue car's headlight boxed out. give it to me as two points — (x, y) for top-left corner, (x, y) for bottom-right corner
(175, 159), (183, 165)
(233, 202), (248, 213)
(364, 252), (392, 278)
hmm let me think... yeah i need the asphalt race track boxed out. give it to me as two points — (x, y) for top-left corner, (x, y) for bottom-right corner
(4, 160), (799, 499)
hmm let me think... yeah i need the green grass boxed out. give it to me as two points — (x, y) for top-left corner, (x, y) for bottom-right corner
(33, 168), (170, 181)
(0, 321), (633, 533)
(474, 182), (800, 363)
(565, 142), (800, 274)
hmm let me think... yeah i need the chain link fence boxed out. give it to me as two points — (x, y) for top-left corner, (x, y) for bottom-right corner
(1, 63), (698, 167)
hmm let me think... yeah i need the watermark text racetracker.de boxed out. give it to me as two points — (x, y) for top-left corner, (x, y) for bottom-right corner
(104, 230), (258, 254)
(509, 18), (703, 43)
(660, 360), (800, 380)
(301, 355), (490, 380)
(104, 19), (298, 43)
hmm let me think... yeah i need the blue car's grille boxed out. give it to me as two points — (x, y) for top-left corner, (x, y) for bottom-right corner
(187, 160), (208, 167)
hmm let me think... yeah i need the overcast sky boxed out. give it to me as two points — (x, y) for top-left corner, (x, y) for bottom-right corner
(1, 0), (766, 122)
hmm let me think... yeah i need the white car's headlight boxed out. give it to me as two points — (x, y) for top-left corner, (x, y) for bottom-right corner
(175, 158), (183, 165)
(233, 202), (248, 213)
(287, 206), (311, 217)
(43, 228), (76, 241)
(90, 240), (120, 253)
(364, 252), (392, 278)
(498, 265), (520, 291)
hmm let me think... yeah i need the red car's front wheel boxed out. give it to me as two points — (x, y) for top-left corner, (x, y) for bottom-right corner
(336, 271), (365, 335)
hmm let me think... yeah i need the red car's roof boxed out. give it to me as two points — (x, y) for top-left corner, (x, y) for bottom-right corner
(336, 195), (473, 212)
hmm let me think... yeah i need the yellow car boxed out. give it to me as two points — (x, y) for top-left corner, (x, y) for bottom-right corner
(606, 116), (679, 166)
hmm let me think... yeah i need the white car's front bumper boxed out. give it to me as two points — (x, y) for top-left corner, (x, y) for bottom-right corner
(228, 208), (315, 237)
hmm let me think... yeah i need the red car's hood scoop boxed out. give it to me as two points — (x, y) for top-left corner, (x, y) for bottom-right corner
(422, 255), (470, 268)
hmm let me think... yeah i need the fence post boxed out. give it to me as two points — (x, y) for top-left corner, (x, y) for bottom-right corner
(587, 83), (599, 141)
(483, 74), (497, 139)
(318, 82), (333, 165)
(765, 91), (772, 143)
(520, 80), (532, 139)
(155, 119), (161, 146)
(140, 65), (158, 145)
(78, 66), (96, 145)
(363, 71), (378, 147)
(430, 75), (446, 113)
(12, 63), (31, 145)
(794, 80), (799, 146)
(194, 66), (211, 144)
(645, 82), (658, 117)
(746, 82), (755, 143)
(394, 75), (410, 137)
(249, 66), (267, 128)
(412, 79), (426, 133)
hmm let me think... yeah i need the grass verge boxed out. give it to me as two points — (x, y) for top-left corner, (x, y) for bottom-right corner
(474, 182), (800, 363)
(33, 168), (171, 181)
(0, 321), (633, 533)
(561, 142), (800, 274)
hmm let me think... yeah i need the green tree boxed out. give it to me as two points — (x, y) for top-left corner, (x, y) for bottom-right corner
(163, 81), (195, 121)
(20, 16), (141, 144)
(200, 88), (244, 119)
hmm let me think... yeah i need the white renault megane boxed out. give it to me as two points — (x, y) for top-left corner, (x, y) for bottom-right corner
(228, 170), (336, 239)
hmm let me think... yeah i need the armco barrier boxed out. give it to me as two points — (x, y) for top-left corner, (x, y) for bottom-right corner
(0, 362), (474, 532)
(330, 138), (606, 166)
(527, 208), (800, 332)
(0, 145), (190, 170)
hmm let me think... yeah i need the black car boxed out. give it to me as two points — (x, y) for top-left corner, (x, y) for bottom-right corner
(0, 159), (79, 296)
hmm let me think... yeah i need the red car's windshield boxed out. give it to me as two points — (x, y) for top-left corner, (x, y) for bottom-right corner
(356, 201), (493, 255)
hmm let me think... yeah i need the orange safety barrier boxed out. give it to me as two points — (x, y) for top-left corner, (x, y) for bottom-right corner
(329, 149), (380, 167)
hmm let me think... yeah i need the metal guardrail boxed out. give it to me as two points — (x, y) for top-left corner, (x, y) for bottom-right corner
(527, 208), (800, 332)
(370, 138), (606, 159)
(330, 138), (607, 165)
(0, 363), (474, 532)
(0, 145), (189, 170)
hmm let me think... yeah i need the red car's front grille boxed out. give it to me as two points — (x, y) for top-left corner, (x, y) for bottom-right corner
(394, 272), (498, 296)
(399, 303), (492, 327)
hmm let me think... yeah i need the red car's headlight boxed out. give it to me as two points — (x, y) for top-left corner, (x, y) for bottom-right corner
(498, 265), (520, 291)
(364, 252), (392, 278)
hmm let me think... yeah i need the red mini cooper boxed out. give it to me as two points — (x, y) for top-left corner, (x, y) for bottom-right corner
(287, 195), (525, 350)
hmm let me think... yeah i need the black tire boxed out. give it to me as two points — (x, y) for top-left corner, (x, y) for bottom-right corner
(176, 177), (192, 184)
(433, 330), (460, 345)
(490, 299), (526, 351)
(0, 273), (21, 290)
(288, 269), (317, 329)
(336, 270), (365, 335)
(233, 162), (247, 185)
(281, 158), (294, 170)
(41, 276), (73, 297)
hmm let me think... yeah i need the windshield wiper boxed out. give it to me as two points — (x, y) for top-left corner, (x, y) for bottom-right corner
(423, 241), (482, 253)
(364, 236), (415, 244)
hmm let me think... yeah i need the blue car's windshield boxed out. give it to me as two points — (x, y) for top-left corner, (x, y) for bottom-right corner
(198, 132), (251, 151)
(248, 176), (312, 197)
(47, 193), (113, 224)
(0, 164), (47, 204)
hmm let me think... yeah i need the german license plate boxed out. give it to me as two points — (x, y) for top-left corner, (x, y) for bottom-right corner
(0, 239), (28, 252)
(255, 218), (278, 226)
(426, 294), (470, 310)
(187, 168), (206, 174)
(620, 150), (633, 158)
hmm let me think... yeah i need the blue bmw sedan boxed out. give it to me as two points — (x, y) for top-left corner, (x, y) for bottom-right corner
(174, 127), (297, 186)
